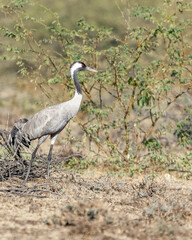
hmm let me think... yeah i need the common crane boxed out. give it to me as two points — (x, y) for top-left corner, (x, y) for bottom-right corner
(9, 61), (97, 185)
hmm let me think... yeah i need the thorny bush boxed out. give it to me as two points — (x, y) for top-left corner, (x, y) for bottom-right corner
(0, 0), (192, 177)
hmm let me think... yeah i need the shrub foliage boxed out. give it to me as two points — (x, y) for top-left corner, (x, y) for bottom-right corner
(0, 0), (192, 175)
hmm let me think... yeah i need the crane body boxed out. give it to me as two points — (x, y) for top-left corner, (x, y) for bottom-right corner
(23, 93), (82, 140)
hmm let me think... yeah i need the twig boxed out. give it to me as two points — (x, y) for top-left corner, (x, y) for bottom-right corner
(135, 89), (190, 160)
(53, 153), (83, 165)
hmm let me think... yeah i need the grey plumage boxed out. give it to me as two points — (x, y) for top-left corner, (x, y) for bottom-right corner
(8, 118), (29, 157)
(9, 61), (97, 184)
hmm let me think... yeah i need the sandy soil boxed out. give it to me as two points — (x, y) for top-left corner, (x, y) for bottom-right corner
(0, 171), (192, 240)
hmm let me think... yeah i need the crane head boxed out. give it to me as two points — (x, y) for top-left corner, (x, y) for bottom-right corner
(70, 61), (97, 73)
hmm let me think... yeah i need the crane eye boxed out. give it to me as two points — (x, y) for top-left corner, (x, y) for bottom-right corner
(79, 61), (86, 68)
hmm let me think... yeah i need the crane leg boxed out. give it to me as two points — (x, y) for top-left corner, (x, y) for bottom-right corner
(47, 144), (53, 178)
(23, 135), (48, 185)
(23, 145), (39, 185)
(47, 134), (58, 179)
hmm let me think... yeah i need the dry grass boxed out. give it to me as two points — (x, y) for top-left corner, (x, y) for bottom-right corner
(0, 169), (192, 240)
(0, 124), (192, 240)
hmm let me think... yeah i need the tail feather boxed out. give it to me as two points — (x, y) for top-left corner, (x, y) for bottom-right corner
(9, 118), (30, 157)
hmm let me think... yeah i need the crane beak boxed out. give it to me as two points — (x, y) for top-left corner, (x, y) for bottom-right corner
(85, 66), (98, 73)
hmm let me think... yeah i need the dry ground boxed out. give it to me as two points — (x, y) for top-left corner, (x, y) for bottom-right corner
(0, 170), (192, 240)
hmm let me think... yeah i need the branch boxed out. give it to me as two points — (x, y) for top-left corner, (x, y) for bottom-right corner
(135, 89), (189, 160)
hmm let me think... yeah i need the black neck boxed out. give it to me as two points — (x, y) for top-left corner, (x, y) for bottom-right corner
(73, 70), (82, 95)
